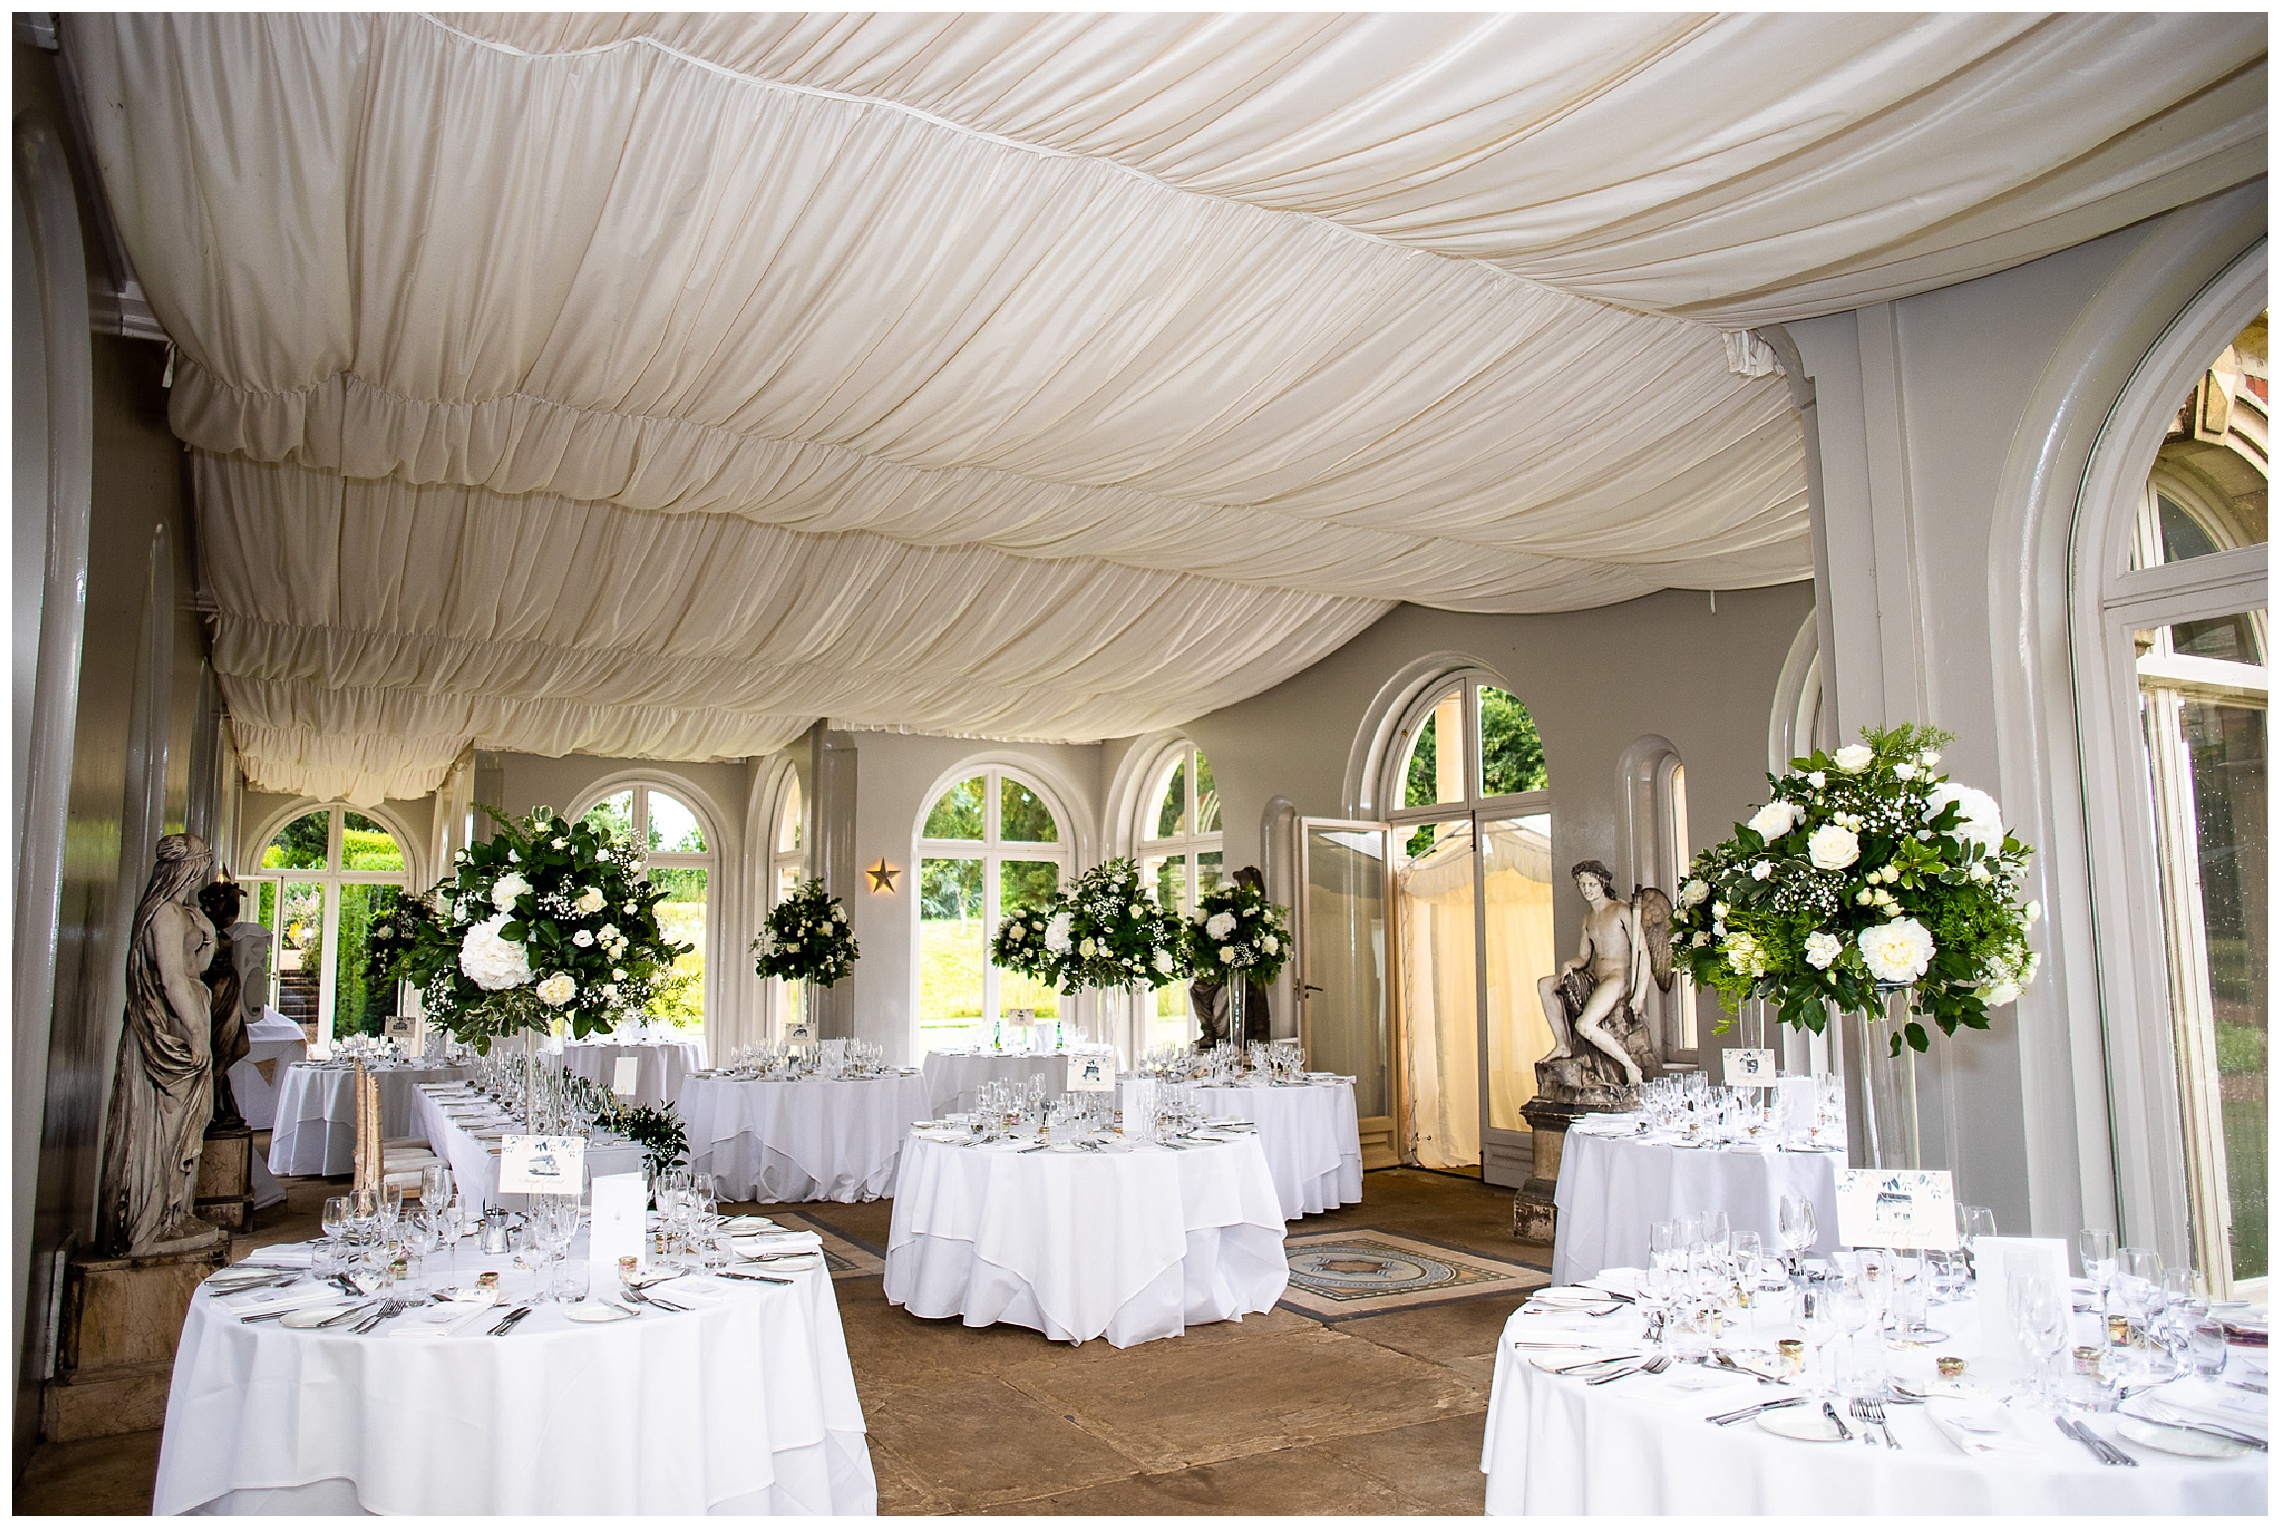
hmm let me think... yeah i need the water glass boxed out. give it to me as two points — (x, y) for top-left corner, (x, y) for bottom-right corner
(2190, 1318), (2229, 1377)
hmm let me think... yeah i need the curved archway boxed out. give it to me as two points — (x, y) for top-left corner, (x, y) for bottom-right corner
(568, 770), (729, 1040)
(240, 799), (424, 1046)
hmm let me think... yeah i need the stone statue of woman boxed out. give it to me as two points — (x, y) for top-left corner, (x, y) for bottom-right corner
(96, 833), (223, 1256)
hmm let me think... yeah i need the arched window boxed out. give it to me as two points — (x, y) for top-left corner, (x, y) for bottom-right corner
(577, 782), (715, 1032)
(244, 804), (413, 1047)
(1379, 671), (1557, 1181)
(766, 770), (807, 1035)
(914, 765), (1071, 1056)
(1139, 741), (1222, 1051)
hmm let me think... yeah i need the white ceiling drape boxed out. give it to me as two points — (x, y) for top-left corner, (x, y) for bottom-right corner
(62, 13), (2266, 804)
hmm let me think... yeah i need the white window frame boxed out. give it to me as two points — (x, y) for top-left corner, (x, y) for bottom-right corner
(568, 778), (721, 1028)
(1137, 741), (1223, 917)
(764, 769), (808, 1038)
(910, 762), (1073, 1054)
(1382, 670), (1553, 845)
(243, 801), (418, 1050)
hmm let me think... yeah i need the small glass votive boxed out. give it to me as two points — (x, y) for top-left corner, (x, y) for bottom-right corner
(1936, 1355), (1967, 1381)
(551, 1264), (589, 1303)
(1777, 1338), (1805, 1377)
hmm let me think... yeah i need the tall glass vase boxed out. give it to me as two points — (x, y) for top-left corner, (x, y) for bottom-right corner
(1227, 978), (1247, 1057)
(1846, 989), (1921, 1170)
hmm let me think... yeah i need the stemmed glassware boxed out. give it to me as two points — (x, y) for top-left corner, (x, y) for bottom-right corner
(1777, 1193), (1817, 1274)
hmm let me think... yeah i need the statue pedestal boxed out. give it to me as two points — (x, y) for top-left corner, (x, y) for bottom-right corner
(195, 1125), (255, 1233)
(1513, 1097), (1588, 1244)
(41, 1227), (227, 1441)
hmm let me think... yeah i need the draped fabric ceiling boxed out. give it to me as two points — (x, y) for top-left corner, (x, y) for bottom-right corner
(67, 12), (2266, 804)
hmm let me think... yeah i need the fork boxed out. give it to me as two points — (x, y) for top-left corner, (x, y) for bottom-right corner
(1862, 1397), (1900, 1449)
(1586, 1355), (1671, 1385)
(352, 1298), (406, 1335)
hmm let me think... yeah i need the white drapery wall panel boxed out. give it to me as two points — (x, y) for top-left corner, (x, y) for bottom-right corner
(60, 13), (2265, 803)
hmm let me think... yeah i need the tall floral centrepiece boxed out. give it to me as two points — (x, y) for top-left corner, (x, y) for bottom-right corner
(1668, 722), (2040, 1166)
(751, 878), (860, 1035)
(391, 807), (689, 1053)
(993, 859), (1188, 1030)
(1186, 881), (1292, 1049)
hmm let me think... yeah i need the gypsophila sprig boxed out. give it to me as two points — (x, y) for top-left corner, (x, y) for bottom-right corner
(387, 806), (689, 1053)
(751, 879), (860, 987)
(1669, 723), (2040, 1055)
(1186, 882), (1293, 983)
(994, 859), (1188, 993)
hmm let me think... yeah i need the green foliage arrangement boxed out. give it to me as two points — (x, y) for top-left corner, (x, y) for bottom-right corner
(611, 1102), (690, 1178)
(1669, 723), (2040, 1055)
(1186, 880), (1293, 983)
(750, 878), (860, 987)
(990, 858), (1188, 993)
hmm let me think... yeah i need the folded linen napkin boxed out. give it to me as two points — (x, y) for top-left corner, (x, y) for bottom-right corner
(734, 1230), (824, 1256)
(393, 1294), (501, 1338)
(2125, 1380), (2268, 1442)
(221, 1284), (342, 1320)
(1581, 1269), (1645, 1299)
(240, 1244), (316, 1269)
(1926, 1402), (2042, 1456)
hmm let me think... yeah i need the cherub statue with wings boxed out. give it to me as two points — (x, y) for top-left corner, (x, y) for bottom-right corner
(1536, 860), (1674, 1088)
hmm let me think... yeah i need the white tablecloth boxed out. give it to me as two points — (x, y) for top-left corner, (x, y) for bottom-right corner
(266, 1062), (468, 1177)
(152, 1235), (875, 1515)
(679, 1073), (931, 1203)
(1480, 1271), (2268, 1514)
(560, 1038), (707, 1110)
(1125, 1078), (1363, 1221)
(1552, 1126), (1840, 1284)
(230, 1017), (308, 1131)
(919, 1049), (1075, 1116)
(410, 1085), (646, 1211)
(885, 1132), (1288, 1347)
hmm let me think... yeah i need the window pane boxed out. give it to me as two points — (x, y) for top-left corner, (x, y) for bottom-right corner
(1482, 813), (1558, 1132)
(1478, 686), (1550, 796)
(923, 777), (985, 840)
(998, 860), (1062, 1020)
(1196, 851), (1224, 900)
(776, 779), (803, 853)
(339, 812), (405, 872)
(1149, 854), (1187, 915)
(646, 866), (708, 1027)
(647, 792), (707, 855)
(1403, 691), (1464, 807)
(276, 882), (326, 1029)
(1000, 778), (1060, 843)
(262, 810), (331, 870)
(2174, 613), (2266, 665)
(1155, 759), (1187, 839)
(582, 791), (635, 845)
(919, 857), (985, 1051)
(1194, 751), (1221, 834)
(334, 883), (405, 1039)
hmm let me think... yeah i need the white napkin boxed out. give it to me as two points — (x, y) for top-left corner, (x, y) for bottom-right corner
(221, 1284), (342, 1319)
(395, 1294), (502, 1338)
(1926, 1401), (2041, 1456)
(734, 1230), (824, 1256)
(240, 1244), (316, 1269)
(2126, 1379), (2269, 1442)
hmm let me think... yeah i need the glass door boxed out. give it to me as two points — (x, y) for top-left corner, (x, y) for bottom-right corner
(1399, 819), (1480, 1170)
(1478, 812), (1560, 1181)
(1298, 820), (1396, 1154)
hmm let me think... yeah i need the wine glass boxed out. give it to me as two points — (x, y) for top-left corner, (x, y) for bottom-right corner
(1957, 1204), (1997, 1279)
(320, 1194), (353, 1275)
(1777, 1194), (1817, 1274)
(1798, 1285), (1839, 1397)
(2077, 1228), (2117, 1319)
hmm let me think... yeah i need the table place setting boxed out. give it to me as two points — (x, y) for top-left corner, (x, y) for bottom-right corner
(1120, 1046), (1364, 1219)
(677, 1051), (932, 1202)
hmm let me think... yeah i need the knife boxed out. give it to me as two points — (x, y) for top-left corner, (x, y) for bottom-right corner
(721, 1269), (794, 1285)
(1823, 1402), (1853, 1441)
(2127, 1405), (2266, 1452)
(487, 1305), (533, 1336)
(1709, 1396), (1805, 1425)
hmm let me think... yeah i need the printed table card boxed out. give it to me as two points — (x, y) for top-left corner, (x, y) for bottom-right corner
(1834, 1168), (1959, 1250)
(611, 1057), (641, 1096)
(1722, 1047), (1775, 1085)
(588, 1171), (646, 1287)
(1066, 1051), (1116, 1092)
(498, 1134), (586, 1196)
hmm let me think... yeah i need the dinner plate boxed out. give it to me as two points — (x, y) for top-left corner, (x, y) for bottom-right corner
(566, 1301), (636, 1324)
(279, 1303), (358, 1329)
(2118, 1415), (2256, 1458)
(1528, 1350), (1626, 1374)
(1758, 1406), (1846, 1442)
(719, 1215), (776, 1233)
(753, 1253), (821, 1272)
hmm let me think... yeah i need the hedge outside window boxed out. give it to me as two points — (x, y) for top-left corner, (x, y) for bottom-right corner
(247, 804), (412, 1046)
(917, 767), (1070, 1054)
(579, 784), (713, 1030)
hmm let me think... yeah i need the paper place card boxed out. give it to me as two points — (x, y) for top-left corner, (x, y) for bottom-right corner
(1834, 1168), (1958, 1250)
(1723, 1047), (1774, 1085)
(589, 1172), (646, 1288)
(1066, 1052), (1115, 1092)
(497, 1134), (586, 1195)
(611, 1057), (640, 1096)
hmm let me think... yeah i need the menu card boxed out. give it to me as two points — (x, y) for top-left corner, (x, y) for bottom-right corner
(1066, 1052), (1115, 1092)
(1723, 1048), (1774, 1086)
(1833, 1168), (1959, 1250)
(498, 1134), (586, 1195)
(611, 1057), (640, 1096)
(589, 1172), (646, 1287)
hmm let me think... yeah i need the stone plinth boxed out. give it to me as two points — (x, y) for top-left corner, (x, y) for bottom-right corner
(1514, 1096), (1592, 1243)
(195, 1126), (254, 1233)
(42, 1228), (227, 1441)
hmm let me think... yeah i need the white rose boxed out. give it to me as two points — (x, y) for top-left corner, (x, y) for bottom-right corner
(1857, 918), (1935, 984)
(1834, 744), (1875, 773)
(1079, 937), (1098, 958)
(1807, 824), (1860, 871)
(1219, 946), (1237, 964)
(1748, 801), (1800, 840)
(1918, 750), (1942, 768)
(1152, 948), (1174, 974)
(1926, 782), (2005, 852)
(2025, 899), (2042, 925)
(1679, 878), (1710, 908)
(597, 849), (612, 862)
(1806, 771), (1826, 788)
(459, 914), (533, 991)
(1804, 931), (1843, 969)
(490, 872), (531, 911)
(535, 972), (577, 1007)
(611, 967), (626, 980)
(1205, 911), (1238, 940)
(601, 983), (619, 1001)
(832, 906), (847, 923)
(1894, 763), (1918, 780)
(573, 929), (594, 948)
(1262, 935), (1279, 954)
(1751, 861), (1772, 881)
(1008, 926), (1026, 942)
(575, 886), (606, 914)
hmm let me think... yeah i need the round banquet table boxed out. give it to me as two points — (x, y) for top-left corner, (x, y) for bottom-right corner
(560, 1037), (707, 1110)
(152, 1236), (876, 1515)
(229, 1014), (309, 1131)
(1123, 1076), (1363, 1220)
(1480, 1268), (2268, 1514)
(1551, 1122), (1839, 1284)
(266, 1060), (468, 1177)
(919, 1049), (1074, 1116)
(410, 1084), (648, 1211)
(679, 1072), (931, 1203)
(884, 1130), (1288, 1348)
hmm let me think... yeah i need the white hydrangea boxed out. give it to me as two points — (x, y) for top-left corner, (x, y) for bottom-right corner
(1833, 744), (1875, 773)
(1857, 918), (1936, 984)
(1804, 931), (1844, 969)
(1152, 948), (1175, 974)
(1926, 782), (2005, 852)
(575, 886), (606, 914)
(1978, 948), (2038, 1008)
(1723, 933), (1770, 977)
(832, 905), (847, 923)
(1748, 801), (1800, 840)
(490, 872), (531, 911)
(1044, 911), (1073, 952)
(535, 971), (577, 1007)
(1807, 824), (1860, 871)
(1205, 911), (1238, 940)
(459, 914), (533, 991)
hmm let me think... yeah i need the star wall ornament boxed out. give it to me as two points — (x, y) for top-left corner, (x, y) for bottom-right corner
(865, 860), (900, 894)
